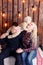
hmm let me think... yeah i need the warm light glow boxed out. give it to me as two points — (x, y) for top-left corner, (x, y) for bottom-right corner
(18, 11), (22, 18)
(2, 13), (6, 18)
(37, 0), (41, 2)
(38, 0), (40, 1)
(1, 12), (6, 18)
(18, 13), (22, 18)
(32, 6), (37, 12)
(22, 0), (25, 3)
(4, 23), (7, 27)
(32, 7), (36, 12)
(8, 0), (12, 3)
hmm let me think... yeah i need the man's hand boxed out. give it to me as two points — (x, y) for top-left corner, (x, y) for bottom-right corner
(0, 34), (6, 39)
(16, 48), (23, 53)
(0, 33), (8, 39)
(8, 35), (12, 39)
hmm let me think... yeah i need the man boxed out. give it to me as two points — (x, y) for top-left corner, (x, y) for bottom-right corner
(0, 22), (21, 65)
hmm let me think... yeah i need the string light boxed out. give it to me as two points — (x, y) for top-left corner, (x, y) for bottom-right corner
(18, 11), (22, 18)
(37, 0), (40, 2)
(1, 12), (6, 18)
(2, 13), (6, 17)
(4, 22), (8, 28)
(22, 0), (25, 3)
(32, 5), (37, 22)
(32, 6), (37, 12)
(8, 0), (12, 3)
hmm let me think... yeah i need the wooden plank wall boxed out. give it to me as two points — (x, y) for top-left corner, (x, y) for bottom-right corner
(0, 0), (43, 44)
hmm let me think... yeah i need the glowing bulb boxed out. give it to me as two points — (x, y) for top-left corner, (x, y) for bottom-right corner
(2, 12), (7, 19)
(18, 11), (22, 18)
(19, 13), (21, 18)
(4, 23), (7, 27)
(8, 0), (12, 2)
(32, 8), (36, 12)
(22, 0), (25, 3)
(2, 13), (6, 17)
(32, 6), (37, 12)
(38, 0), (40, 2)
(37, 0), (41, 2)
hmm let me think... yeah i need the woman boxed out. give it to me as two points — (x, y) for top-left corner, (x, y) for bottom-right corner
(16, 16), (37, 65)
(22, 16), (37, 65)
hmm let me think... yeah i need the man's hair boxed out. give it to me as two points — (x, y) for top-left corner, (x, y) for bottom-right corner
(12, 22), (18, 26)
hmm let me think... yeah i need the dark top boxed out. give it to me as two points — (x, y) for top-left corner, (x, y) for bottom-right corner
(7, 30), (34, 52)
(0, 38), (8, 49)
(22, 30), (37, 52)
(0, 38), (6, 45)
(7, 32), (23, 52)
(0, 38), (10, 59)
(22, 30), (32, 49)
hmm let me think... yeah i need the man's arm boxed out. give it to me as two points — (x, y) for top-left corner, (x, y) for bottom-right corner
(0, 27), (11, 39)
(6, 27), (11, 35)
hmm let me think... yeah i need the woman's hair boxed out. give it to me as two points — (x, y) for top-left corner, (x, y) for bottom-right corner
(12, 22), (18, 26)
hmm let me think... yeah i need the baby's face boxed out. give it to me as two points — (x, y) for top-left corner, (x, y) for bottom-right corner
(11, 26), (17, 34)
(26, 23), (30, 28)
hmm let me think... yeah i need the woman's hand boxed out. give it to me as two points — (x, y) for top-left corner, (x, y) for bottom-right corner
(16, 48), (23, 53)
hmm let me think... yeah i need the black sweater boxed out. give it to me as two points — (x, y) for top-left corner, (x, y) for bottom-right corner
(7, 32), (23, 51)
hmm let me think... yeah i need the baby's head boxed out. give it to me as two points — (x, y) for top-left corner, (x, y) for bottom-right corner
(24, 16), (32, 24)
